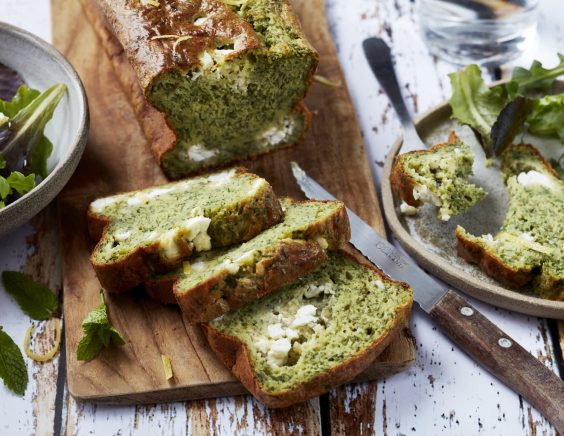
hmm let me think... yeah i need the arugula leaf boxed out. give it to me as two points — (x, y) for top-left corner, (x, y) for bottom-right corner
(0, 177), (9, 199)
(526, 94), (564, 141)
(1, 271), (58, 320)
(0, 326), (28, 395)
(30, 135), (53, 180)
(77, 293), (125, 361)
(507, 54), (564, 98)
(449, 65), (506, 154)
(0, 85), (40, 118)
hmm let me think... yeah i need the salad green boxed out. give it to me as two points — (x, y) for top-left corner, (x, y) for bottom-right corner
(0, 63), (66, 209)
(448, 55), (564, 167)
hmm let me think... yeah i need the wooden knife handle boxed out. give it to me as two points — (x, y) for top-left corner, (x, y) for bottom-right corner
(430, 290), (564, 433)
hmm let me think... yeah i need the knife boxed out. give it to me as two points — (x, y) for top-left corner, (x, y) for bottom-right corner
(291, 162), (564, 432)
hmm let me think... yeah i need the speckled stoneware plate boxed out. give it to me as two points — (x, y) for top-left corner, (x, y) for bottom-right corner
(0, 22), (88, 236)
(382, 84), (564, 320)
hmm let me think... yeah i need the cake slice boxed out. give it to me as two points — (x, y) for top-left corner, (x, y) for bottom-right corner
(390, 132), (486, 221)
(89, 168), (282, 292)
(202, 250), (413, 408)
(149, 198), (350, 322)
(457, 144), (563, 300)
(86, 0), (318, 178)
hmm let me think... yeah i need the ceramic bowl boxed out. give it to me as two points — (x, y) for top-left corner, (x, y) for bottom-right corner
(0, 22), (88, 236)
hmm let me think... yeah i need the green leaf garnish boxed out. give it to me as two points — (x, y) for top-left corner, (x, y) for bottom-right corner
(491, 97), (533, 155)
(30, 135), (53, 180)
(0, 85), (40, 118)
(448, 64), (506, 154)
(1, 271), (58, 320)
(506, 54), (564, 98)
(0, 326), (28, 395)
(76, 293), (125, 361)
(526, 94), (564, 141)
(5, 172), (36, 196)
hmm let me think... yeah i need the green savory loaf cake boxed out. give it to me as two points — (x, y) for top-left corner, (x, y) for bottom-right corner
(202, 250), (413, 408)
(88, 168), (282, 292)
(146, 198), (350, 321)
(457, 144), (563, 300)
(90, 0), (318, 178)
(390, 132), (486, 221)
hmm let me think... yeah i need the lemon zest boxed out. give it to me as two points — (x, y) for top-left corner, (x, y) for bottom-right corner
(151, 35), (180, 40)
(162, 354), (174, 380)
(313, 74), (342, 88)
(24, 319), (61, 362)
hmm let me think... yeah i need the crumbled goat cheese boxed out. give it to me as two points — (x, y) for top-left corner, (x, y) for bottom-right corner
(267, 338), (292, 366)
(517, 170), (554, 189)
(521, 232), (536, 242)
(221, 259), (240, 274)
(207, 168), (236, 184)
(90, 197), (118, 213)
(412, 185), (442, 206)
(188, 144), (218, 162)
(191, 261), (207, 272)
(259, 118), (295, 147)
(114, 230), (131, 242)
(183, 216), (212, 251)
(235, 250), (256, 266)
(304, 282), (334, 299)
(399, 201), (418, 216)
(267, 323), (285, 339)
(291, 305), (318, 327)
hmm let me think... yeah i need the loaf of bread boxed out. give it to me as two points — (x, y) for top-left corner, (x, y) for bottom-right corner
(390, 132), (486, 221)
(457, 144), (563, 300)
(203, 250), (413, 408)
(88, 168), (282, 292)
(85, 0), (318, 179)
(147, 198), (350, 321)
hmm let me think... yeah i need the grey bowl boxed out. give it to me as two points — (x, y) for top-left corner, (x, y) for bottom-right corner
(0, 22), (88, 236)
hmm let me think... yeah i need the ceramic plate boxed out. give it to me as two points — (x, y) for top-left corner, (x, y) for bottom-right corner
(382, 87), (564, 319)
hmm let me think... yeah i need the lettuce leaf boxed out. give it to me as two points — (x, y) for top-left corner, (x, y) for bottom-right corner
(526, 94), (564, 141)
(448, 65), (506, 154)
(507, 54), (564, 98)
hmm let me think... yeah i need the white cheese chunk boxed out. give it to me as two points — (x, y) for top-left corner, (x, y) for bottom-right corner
(90, 197), (118, 213)
(517, 170), (554, 189)
(183, 216), (212, 252)
(191, 261), (207, 272)
(291, 305), (318, 327)
(114, 230), (131, 242)
(221, 259), (240, 274)
(188, 144), (217, 162)
(304, 282), (334, 299)
(521, 232), (536, 242)
(399, 201), (418, 216)
(412, 185), (442, 206)
(267, 323), (285, 339)
(267, 338), (292, 366)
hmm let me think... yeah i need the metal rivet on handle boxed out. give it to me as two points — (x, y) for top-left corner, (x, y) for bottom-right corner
(460, 307), (474, 316)
(498, 338), (513, 348)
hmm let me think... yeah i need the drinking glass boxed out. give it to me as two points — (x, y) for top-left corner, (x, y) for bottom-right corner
(418, 0), (539, 66)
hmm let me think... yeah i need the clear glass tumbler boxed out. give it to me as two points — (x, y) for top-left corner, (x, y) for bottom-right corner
(418, 0), (539, 66)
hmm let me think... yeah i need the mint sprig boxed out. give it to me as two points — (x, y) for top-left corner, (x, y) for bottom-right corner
(1, 271), (58, 320)
(0, 327), (28, 395)
(77, 293), (125, 361)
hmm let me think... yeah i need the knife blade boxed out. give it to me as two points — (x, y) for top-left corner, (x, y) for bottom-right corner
(291, 162), (564, 432)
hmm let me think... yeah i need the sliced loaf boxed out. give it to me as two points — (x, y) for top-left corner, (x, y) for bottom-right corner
(150, 198), (350, 322)
(89, 168), (282, 292)
(202, 250), (413, 408)
(457, 144), (563, 300)
(391, 132), (486, 221)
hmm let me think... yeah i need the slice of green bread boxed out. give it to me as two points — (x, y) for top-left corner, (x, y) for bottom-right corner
(457, 144), (563, 300)
(202, 250), (413, 408)
(149, 198), (350, 322)
(88, 168), (282, 292)
(390, 132), (486, 221)
(91, 0), (318, 178)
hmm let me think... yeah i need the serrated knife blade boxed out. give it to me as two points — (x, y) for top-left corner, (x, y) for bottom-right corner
(290, 162), (564, 431)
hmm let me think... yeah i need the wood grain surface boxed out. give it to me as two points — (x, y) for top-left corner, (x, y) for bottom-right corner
(54, 0), (415, 404)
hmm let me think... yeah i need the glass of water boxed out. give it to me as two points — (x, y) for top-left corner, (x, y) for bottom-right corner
(418, 0), (539, 66)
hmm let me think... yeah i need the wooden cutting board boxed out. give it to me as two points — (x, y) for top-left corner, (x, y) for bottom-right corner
(53, 0), (416, 404)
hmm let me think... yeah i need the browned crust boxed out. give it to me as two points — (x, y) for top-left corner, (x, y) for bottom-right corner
(390, 131), (460, 206)
(171, 199), (350, 322)
(82, 0), (319, 179)
(455, 228), (534, 288)
(456, 143), (562, 291)
(201, 249), (413, 408)
(88, 168), (283, 292)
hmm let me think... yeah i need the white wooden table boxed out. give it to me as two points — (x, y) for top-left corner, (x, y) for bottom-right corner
(1, 0), (562, 434)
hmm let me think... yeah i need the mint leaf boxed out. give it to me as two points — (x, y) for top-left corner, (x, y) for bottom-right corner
(76, 293), (125, 361)
(0, 327), (28, 395)
(0, 85), (40, 118)
(449, 64), (506, 154)
(1, 271), (58, 320)
(526, 94), (564, 141)
(507, 54), (564, 98)
(30, 135), (53, 180)
(6, 172), (35, 196)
